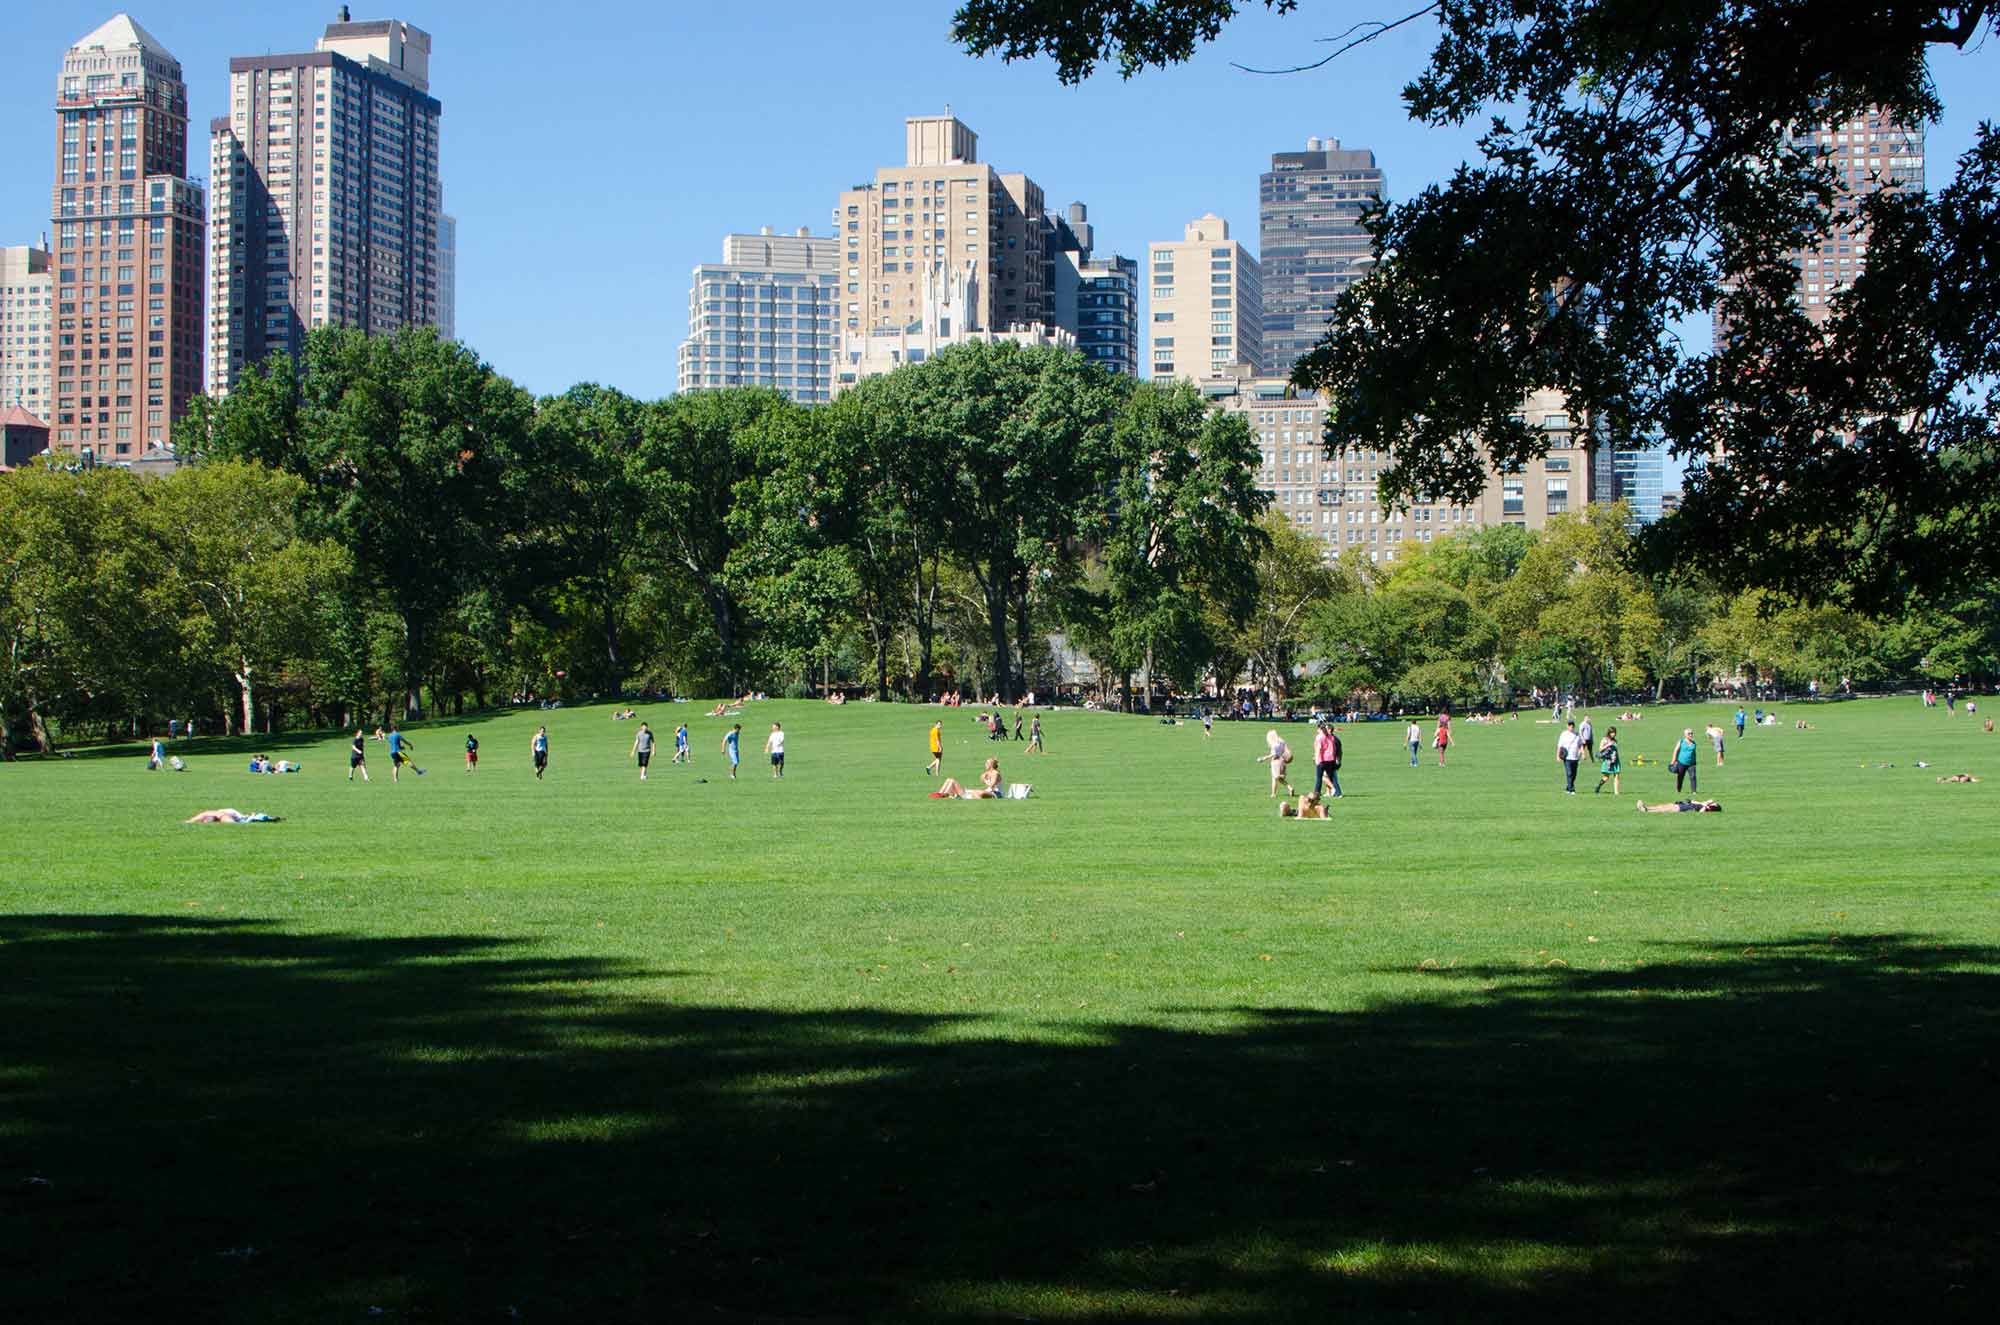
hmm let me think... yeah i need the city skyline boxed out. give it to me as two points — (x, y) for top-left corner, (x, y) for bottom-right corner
(1, 3), (1994, 406)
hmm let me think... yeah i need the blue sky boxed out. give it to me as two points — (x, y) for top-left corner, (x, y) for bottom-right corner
(4, 2), (1994, 407)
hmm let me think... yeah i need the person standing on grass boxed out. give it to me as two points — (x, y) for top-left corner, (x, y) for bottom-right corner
(631, 721), (656, 781)
(1405, 718), (1421, 766)
(1672, 728), (1700, 795)
(1259, 729), (1297, 797)
(1026, 713), (1044, 754)
(1594, 726), (1622, 795)
(531, 725), (549, 781)
(722, 722), (742, 780)
(1577, 714), (1595, 762)
(348, 729), (370, 783)
(1707, 722), (1726, 766)
(1557, 720), (1582, 795)
(1433, 711), (1452, 767)
(147, 735), (166, 770)
(1013, 710), (1024, 741)
(927, 719), (944, 775)
(1201, 707), (1214, 739)
(1735, 706), (1747, 740)
(1312, 721), (1343, 800)
(673, 722), (690, 765)
(765, 722), (786, 778)
(387, 726), (413, 783)
(464, 733), (479, 772)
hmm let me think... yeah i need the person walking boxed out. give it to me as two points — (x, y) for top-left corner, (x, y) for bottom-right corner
(1577, 714), (1595, 762)
(1026, 713), (1044, 754)
(1259, 729), (1297, 797)
(464, 733), (479, 772)
(1201, 707), (1214, 739)
(1433, 711), (1452, 767)
(1405, 718), (1422, 767)
(1312, 721), (1343, 800)
(927, 719), (944, 775)
(147, 735), (166, 770)
(722, 722), (742, 780)
(673, 722), (691, 765)
(1594, 726), (1622, 795)
(1671, 728), (1700, 795)
(1557, 720), (1582, 794)
(765, 722), (786, 778)
(531, 725), (549, 781)
(1013, 710), (1024, 742)
(1706, 722), (1726, 766)
(1734, 706), (1747, 740)
(348, 729), (370, 783)
(631, 721), (656, 781)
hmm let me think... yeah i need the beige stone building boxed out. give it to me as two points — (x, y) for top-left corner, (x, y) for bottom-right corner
(1205, 369), (1594, 564)
(0, 245), (54, 417)
(833, 113), (1051, 349)
(834, 260), (1074, 393)
(1147, 215), (1261, 382)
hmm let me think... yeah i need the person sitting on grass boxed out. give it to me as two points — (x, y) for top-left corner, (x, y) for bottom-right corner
(1278, 792), (1329, 819)
(1936, 773), (1982, 783)
(931, 757), (1005, 799)
(1636, 798), (1723, 813)
(185, 808), (282, 824)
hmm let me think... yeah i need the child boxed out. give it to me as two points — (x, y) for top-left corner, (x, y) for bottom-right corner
(464, 733), (479, 772)
(673, 722), (691, 764)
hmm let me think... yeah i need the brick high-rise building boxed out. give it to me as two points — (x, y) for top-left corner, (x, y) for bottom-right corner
(0, 245), (54, 416)
(1780, 108), (1923, 327)
(1147, 214), (1262, 382)
(1259, 137), (1383, 380)
(49, 14), (205, 459)
(834, 113), (1052, 352)
(208, 13), (443, 395)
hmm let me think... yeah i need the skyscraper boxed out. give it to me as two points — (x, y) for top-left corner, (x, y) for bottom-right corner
(1259, 137), (1383, 380)
(49, 14), (205, 458)
(0, 245), (54, 416)
(208, 13), (443, 395)
(833, 113), (1052, 349)
(1790, 109), (1925, 324)
(1613, 442), (1667, 526)
(437, 212), (456, 341)
(1147, 214), (1262, 382)
(1046, 204), (1137, 377)
(678, 227), (841, 403)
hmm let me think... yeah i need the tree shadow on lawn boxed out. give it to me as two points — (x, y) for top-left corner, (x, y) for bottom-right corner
(3, 917), (1995, 1323)
(38, 710), (529, 762)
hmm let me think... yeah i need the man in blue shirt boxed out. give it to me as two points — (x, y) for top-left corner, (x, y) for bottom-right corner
(387, 726), (414, 783)
(1734, 707), (1746, 739)
(722, 723), (741, 780)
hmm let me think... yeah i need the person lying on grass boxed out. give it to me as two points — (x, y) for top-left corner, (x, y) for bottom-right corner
(1278, 792), (1329, 819)
(1937, 773), (1982, 783)
(1636, 798), (1723, 813)
(184, 808), (282, 824)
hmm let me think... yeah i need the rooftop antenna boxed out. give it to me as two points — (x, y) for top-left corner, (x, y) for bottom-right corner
(338, 5), (351, 22)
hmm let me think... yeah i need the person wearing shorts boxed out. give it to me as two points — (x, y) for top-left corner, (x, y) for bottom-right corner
(632, 722), (655, 781)
(386, 726), (412, 783)
(532, 726), (549, 781)
(722, 723), (741, 780)
(927, 720), (943, 775)
(673, 723), (690, 764)
(348, 729), (369, 783)
(464, 734), (479, 772)
(765, 722), (786, 778)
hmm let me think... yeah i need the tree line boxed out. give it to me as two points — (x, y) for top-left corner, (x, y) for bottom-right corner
(3, 327), (1994, 756)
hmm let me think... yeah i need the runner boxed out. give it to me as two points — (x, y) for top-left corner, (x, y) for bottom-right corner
(1201, 708), (1214, 739)
(531, 725), (549, 781)
(348, 729), (369, 783)
(631, 721), (656, 781)
(464, 733), (479, 773)
(673, 722), (691, 765)
(927, 719), (943, 775)
(722, 723), (742, 780)
(765, 722), (786, 779)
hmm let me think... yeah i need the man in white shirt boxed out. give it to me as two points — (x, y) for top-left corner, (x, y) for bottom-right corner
(1556, 720), (1582, 794)
(765, 722), (786, 779)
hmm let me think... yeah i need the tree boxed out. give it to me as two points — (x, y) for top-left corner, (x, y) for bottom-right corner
(1101, 380), (1270, 705)
(1493, 506), (1660, 698)
(956, 2), (2000, 610)
(889, 341), (1126, 701)
(1235, 510), (1346, 699)
(151, 461), (349, 736)
(182, 327), (534, 717)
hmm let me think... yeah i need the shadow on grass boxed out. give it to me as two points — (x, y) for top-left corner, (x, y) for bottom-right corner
(39, 709), (531, 762)
(3, 917), (1995, 1322)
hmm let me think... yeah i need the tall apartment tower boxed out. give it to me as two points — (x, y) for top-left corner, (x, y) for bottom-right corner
(0, 245), (54, 416)
(834, 113), (1051, 350)
(437, 212), (456, 340)
(1046, 204), (1137, 377)
(1790, 109), (1924, 325)
(1259, 137), (1384, 380)
(678, 228), (841, 403)
(208, 13), (442, 395)
(1147, 214), (1262, 382)
(49, 15), (206, 458)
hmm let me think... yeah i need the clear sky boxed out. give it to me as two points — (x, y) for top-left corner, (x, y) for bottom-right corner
(3, 2), (1993, 407)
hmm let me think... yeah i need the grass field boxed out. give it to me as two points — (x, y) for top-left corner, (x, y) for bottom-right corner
(4, 696), (1997, 1322)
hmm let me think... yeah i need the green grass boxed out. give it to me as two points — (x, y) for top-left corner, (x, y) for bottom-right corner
(3, 697), (1997, 1321)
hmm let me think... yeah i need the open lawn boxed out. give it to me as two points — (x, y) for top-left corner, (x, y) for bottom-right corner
(3, 696), (1996, 1321)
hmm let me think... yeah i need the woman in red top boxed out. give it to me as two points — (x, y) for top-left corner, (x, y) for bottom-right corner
(1433, 711), (1452, 766)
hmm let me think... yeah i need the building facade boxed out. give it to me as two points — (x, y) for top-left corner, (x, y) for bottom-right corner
(1790, 110), (1924, 324)
(437, 211), (455, 340)
(0, 246), (54, 416)
(1046, 203), (1136, 377)
(1147, 214), (1261, 382)
(208, 14), (442, 395)
(834, 259), (1074, 393)
(1, 404), (52, 468)
(1612, 442), (1667, 525)
(1259, 138), (1383, 380)
(1206, 369), (1592, 564)
(834, 113), (1051, 352)
(677, 227), (841, 403)
(49, 15), (205, 458)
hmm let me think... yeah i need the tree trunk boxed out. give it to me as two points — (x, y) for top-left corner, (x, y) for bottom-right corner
(983, 577), (1013, 703)
(401, 615), (426, 719)
(913, 555), (940, 701)
(1010, 583), (1033, 705)
(871, 620), (890, 702)
(706, 585), (739, 693)
(235, 660), (255, 737)
(601, 588), (624, 687)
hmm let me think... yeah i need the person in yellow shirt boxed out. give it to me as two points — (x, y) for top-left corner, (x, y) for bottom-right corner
(927, 720), (944, 775)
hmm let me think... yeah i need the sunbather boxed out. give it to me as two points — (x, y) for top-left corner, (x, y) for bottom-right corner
(184, 808), (282, 824)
